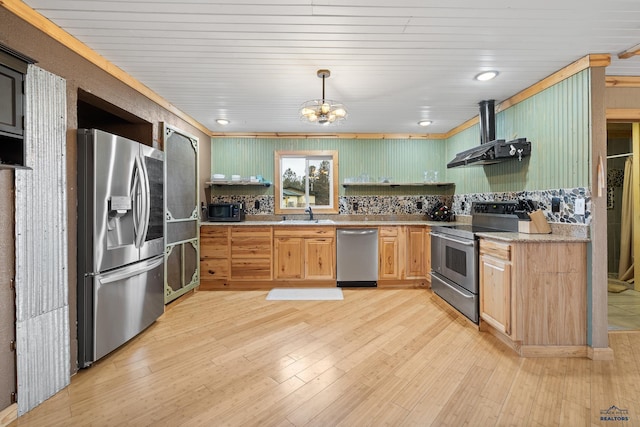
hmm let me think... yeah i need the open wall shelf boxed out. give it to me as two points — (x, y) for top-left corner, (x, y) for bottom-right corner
(207, 180), (271, 187)
(342, 182), (454, 188)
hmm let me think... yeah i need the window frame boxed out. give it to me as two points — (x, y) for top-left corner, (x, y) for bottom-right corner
(274, 150), (339, 215)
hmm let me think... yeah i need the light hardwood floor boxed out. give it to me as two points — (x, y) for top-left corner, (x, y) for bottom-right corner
(10, 289), (640, 427)
(609, 288), (640, 330)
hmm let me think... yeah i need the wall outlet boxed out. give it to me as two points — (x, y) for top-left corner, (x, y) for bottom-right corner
(551, 197), (561, 213)
(417, 201), (423, 210)
(353, 202), (358, 212)
(575, 198), (585, 215)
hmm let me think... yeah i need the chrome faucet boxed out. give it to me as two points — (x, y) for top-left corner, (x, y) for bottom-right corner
(305, 206), (314, 221)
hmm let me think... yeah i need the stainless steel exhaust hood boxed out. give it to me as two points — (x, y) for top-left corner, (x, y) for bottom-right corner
(447, 100), (531, 168)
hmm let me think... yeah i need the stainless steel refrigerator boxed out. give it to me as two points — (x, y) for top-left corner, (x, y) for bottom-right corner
(77, 129), (165, 368)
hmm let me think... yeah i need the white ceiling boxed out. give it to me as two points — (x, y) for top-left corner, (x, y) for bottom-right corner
(22, 0), (640, 135)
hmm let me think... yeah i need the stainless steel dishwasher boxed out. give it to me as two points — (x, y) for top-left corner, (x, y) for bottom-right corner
(336, 228), (378, 287)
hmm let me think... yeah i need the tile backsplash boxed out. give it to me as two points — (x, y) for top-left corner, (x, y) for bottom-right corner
(210, 187), (590, 225)
(452, 187), (591, 225)
(210, 194), (452, 217)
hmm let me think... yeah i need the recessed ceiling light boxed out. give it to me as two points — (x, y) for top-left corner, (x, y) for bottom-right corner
(418, 120), (432, 127)
(216, 119), (230, 125)
(475, 70), (499, 81)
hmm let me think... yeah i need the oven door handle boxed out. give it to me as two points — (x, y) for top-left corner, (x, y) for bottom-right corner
(431, 273), (475, 299)
(430, 232), (476, 247)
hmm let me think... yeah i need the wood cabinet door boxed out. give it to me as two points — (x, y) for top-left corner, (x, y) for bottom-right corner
(424, 226), (431, 281)
(405, 226), (426, 278)
(379, 236), (399, 279)
(274, 237), (304, 279)
(479, 253), (511, 335)
(305, 238), (335, 280)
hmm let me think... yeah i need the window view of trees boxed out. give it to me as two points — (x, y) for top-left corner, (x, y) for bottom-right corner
(275, 151), (338, 214)
(282, 159), (331, 207)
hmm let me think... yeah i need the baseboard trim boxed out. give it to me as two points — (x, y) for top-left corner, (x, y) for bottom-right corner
(519, 345), (589, 358)
(0, 403), (17, 427)
(588, 346), (615, 361)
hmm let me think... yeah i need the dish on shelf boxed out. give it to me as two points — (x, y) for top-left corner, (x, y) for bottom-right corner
(212, 173), (225, 179)
(231, 174), (241, 181)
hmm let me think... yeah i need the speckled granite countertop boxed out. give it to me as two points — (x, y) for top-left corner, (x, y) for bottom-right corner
(201, 214), (449, 227)
(200, 219), (447, 227)
(201, 215), (590, 242)
(476, 231), (589, 243)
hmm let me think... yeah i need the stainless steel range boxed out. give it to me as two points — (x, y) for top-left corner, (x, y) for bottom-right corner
(430, 201), (520, 323)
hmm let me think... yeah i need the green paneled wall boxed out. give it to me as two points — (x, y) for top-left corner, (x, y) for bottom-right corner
(211, 69), (592, 197)
(446, 69), (591, 194)
(211, 137), (448, 196)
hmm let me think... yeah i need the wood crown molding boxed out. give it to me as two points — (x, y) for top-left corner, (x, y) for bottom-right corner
(0, 0), (211, 136)
(606, 76), (640, 87)
(618, 43), (640, 59)
(210, 132), (449, 139)
(497, 54), (611, 112)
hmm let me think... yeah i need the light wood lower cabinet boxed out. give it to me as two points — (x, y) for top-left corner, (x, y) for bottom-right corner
(305, 238), (335, 280)
(480, 240), (512, 336)
(273, 237), (304, 279)
(274, 227), (335, 281)
(379, 227), (401, 280)
(479, 237), (588, 357)
(200, 226), (230, 281)
(200, 226), (273, 288)
(378, 225), (430, 287)
(230, 227), (273, 280)
(406, 226), (430, 279)
(200, 223), (430, 289)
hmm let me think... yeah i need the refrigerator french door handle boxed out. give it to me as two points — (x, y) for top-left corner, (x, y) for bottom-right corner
(131, 157), (141, 242)
(132, 156), (146, 249)
(138, 154), (151, 247)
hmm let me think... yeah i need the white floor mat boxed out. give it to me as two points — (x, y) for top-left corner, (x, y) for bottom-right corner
(266, 288), (344, 301)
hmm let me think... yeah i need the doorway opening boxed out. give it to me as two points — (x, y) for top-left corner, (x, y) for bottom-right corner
(607, 122), (639, 330)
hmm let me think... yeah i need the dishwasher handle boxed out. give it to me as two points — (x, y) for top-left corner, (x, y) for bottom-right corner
(338, 229), (378, 236)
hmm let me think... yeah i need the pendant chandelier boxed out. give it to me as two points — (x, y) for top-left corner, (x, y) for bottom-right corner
(299, 69), (347, 125)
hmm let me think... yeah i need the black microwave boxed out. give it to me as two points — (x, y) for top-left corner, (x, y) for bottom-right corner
(207, 203), (245, 222)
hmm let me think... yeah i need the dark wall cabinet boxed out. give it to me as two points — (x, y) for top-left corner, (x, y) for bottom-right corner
(0, 64), (23, 137)
(0, 64), (25, 168)
(0, 44), (35, 169)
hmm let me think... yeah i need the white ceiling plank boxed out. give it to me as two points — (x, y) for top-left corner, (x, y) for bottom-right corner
(19, 0), (640, 134)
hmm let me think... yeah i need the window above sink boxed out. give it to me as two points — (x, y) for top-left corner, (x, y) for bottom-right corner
(274, 150), (339, 215)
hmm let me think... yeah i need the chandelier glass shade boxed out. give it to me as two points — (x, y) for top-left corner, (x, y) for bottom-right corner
(300, 69), (347, 125)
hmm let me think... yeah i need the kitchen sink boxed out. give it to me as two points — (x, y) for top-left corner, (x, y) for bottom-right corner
(277, 219), (335, 224)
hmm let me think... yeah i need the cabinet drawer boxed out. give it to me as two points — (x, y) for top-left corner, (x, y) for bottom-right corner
(480, 239), (511, 260)
(379, 226), (398, 237)
(201, 259), (229, 279)
(231, 227), (272, 237)
(231, 228), (271, 258)
(274, 227), (335, 238)
(231, 237), (271, 258)
(231, 259), (272, 279)
(200, 226), (229, 239)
